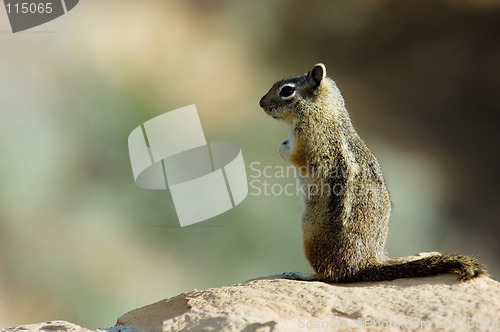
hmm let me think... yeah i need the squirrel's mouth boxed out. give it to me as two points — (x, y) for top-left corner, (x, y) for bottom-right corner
(262, 107), (282, 120)
(263, 107), (292, 124)
(270, 111), (285, 121)
(269, 112), (282, 120)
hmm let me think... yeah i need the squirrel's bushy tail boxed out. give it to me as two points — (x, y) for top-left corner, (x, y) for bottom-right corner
(349, 254), (487, 282)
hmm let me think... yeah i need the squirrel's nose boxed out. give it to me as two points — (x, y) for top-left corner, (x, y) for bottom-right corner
(259, 96), (266, 108)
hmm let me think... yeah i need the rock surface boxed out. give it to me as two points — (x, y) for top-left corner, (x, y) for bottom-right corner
(3, 274), (500, 332)
(117, 274), (500, 332)
(0, 321), (138, 332)
(1, 321), (93, 332)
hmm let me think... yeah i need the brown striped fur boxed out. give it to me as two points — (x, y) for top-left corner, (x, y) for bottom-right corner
(259, 63), (486, 282)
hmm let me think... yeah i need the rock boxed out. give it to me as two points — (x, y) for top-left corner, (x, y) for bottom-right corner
(1, 321), (93, 332)
(1, 321), (139, 332)
(116, 274), (500, 332)
(3, 273), (500, 332)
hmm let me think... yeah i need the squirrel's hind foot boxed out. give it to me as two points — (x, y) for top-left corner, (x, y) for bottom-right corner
(283, 271), (325, 281)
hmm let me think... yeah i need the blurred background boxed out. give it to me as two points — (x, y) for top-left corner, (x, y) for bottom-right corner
(1, 0), (499, 328)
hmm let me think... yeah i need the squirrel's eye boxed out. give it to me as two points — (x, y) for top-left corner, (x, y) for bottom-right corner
(279, 85), (295, 98)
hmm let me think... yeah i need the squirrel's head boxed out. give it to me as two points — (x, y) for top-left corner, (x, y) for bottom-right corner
(259, 63), (337, 124)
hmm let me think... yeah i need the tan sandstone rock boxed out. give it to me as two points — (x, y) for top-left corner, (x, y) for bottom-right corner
(1, 321), (93, 332)
(3, 273), (500, 332)
(116, 274), (500, 332)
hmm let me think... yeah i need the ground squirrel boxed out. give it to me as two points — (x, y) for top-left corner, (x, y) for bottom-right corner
(259, 63), (486, 282)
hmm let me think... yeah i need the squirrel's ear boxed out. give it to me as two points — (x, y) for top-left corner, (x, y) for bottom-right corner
(308, 63), (326, 89)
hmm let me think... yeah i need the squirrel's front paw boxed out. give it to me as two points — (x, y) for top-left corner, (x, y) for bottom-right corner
(279, 139), (291, 160)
